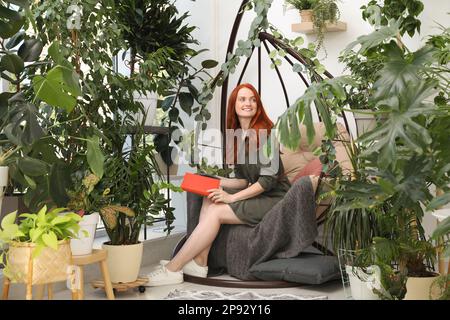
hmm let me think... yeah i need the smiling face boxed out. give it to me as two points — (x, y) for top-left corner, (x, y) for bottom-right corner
(235, 87), (257, 121)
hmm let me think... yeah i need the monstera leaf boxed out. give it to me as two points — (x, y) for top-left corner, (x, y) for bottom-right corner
(275, 76), (351, 150)
(4, 94), (44, 146)
(359, 81), (436, 166)
(32, 64), (81, 113)
(344, 19), (401, 55)
(372, 44), (435, 100)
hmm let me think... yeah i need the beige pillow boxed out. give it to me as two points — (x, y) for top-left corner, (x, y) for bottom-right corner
(281, 151), (316, 183)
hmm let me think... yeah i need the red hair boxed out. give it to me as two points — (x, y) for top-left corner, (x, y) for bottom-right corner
(226, 83), (273, 164)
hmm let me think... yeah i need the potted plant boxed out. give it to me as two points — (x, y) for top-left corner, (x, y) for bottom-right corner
(285, 0), (316, 22)
(65, 171), (110, 256)
(286, 0), (341, 52)
(0, 206), (81, 299)
(275, 0), (448, 300)
(99, 119), (181, 283)
(338, 50), (385, 137)
(334, 17), (450, 299)
(324, 140), (386, 299)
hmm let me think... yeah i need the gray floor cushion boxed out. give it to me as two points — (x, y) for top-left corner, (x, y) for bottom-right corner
(248, 253), (341, 285)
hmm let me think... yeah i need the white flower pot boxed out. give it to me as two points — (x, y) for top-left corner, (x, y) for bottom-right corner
(346, 265), (381, 300)
(352, 110), (376, 137)
(133, 91), (158, 126)
(70, 212), (100, 256)
(0, 166), (8, 187)
(404, 274), (441, 300)
(102, 242), (143, 283)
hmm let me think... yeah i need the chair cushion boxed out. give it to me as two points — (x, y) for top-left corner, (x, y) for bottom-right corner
(249, 253), (341, 285)
(292, 158), (322, 183)
(280, 151), (316, 183)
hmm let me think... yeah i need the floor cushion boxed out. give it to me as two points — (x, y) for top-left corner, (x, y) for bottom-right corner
(248, 253), (341, 285)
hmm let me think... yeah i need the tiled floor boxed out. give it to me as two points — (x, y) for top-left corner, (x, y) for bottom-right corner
(52, 263), (347, 300)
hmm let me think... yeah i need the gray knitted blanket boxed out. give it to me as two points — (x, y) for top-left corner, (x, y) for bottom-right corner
(186, 176), (317, 280)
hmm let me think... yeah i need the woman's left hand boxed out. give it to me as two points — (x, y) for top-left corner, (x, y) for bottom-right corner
(207, 188), (235, 204)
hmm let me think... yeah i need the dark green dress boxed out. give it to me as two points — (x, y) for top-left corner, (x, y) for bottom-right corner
(224, 145), (291, 226)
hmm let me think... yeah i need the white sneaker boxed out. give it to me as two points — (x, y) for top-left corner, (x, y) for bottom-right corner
(146, 265), (183, 286)
(160, 259), (208, 278)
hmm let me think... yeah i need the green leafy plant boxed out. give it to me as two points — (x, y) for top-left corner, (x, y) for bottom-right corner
(275, 0), (449, 299)
(99, 118), (182, 245)
(0, 205), (81, 260)
(361, 0), (424, 37)
(284, 0), (317, 11)
(193, 158), (233, 178)
(66, 171), (110, 216)
(311, 0), (340, 53)
(0, 1), (85, 210)
(285, 0), (340, 53)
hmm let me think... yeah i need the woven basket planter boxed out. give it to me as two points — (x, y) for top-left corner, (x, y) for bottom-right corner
(6, 240), (72, 285)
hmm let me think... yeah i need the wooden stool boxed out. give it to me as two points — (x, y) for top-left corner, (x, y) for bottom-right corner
(71, 249), (115, 300)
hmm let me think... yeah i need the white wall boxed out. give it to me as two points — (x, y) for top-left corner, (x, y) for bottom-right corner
(169, 0), (449, 231)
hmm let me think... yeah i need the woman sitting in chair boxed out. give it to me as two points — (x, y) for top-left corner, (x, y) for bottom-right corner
(147, 83), (291, 286)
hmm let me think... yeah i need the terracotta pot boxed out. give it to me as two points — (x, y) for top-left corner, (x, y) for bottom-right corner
(300, 9), (313, 23)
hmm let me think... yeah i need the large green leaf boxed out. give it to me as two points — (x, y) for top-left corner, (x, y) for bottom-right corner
(47, 41), (65, 65)
(32, 65), (81, 112)
(275, 76), (351, 149)
(49, 162), (70, 207)
(18, 156), (48, 177)
(372, 44), (434, 100)
(359, 81), (436, 165)
(0, 92), (14, 119)
(4, 95), (44, 146)
(86, 135), (104, 179)
(18, 38), (43, 62)
(179, 92), (193, 115)
(201, 60), (218, 69)
(0, 5), (24, 38)
(431, 216), (450, 240)
(344, 19), (401, 54)
(0, 53), (24, 74)
(427, 193), (450, 211)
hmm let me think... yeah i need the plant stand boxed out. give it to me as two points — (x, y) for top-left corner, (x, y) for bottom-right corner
(2, 240), (72, 300)
(291, 21), (347, 34)
(71, 249), (115, 300)
(91, 277), (148, 294)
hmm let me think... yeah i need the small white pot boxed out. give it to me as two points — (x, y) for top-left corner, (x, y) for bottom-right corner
(352, 110), (376, 137)
(70, 212), (100, 256)
(134, 91), (158, 126)
(346, 265), (381, 300)
(0, 166), (9, 187)
(102, 242), (143, 283)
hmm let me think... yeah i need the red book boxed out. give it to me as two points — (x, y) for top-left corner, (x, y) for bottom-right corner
(181, 172), (220, 196)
